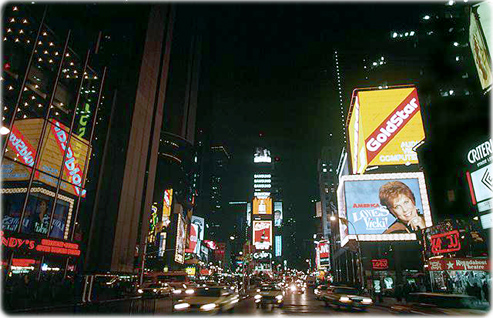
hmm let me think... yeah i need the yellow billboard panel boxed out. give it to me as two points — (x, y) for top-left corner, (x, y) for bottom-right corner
(347, 87), (425, 174)
(252, 197), (272, 215)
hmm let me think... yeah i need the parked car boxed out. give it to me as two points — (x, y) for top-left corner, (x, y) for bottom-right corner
(254, 285), (284, 308)
(173, 287), (240, 313)
(321, 286), (373, 311)
(314, 285), (330, 300)
(390, 292), (488, 315)
(137, 282), (172, 297)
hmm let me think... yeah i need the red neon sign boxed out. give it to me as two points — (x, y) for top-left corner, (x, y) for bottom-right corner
(430, 230), (461, 254)
(1, 231), (81, 257)
(372, 259), (389, 270)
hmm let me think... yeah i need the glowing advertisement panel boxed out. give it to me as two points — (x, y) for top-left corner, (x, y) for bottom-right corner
(318, 241), (330, 267)
(470, 4), (492, 90)
(337, 172), (432, 247)
(253, 220), (272, 250)
(348, 87), (425, 174)
(275, 236), (282, 257)
(253, 197), (272, 215)
(246, 203), (251, 226)
(274, 202), (283, 227)
(174, 214), (186, 264)
(4, 119), (90, 197)
(162, 189), (173, 227)
(254, 147), (272, 163)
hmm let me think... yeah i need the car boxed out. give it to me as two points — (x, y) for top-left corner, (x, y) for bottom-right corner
(173, 287), (240, 313)
(389, 292), (488, 315)
(254, 285), (284, 308)
(169, 282), (190, 296)
(321, 286), (373, 311)
(137, 282), (172, 297)
(314, 285), (330, 300)
(287, 282), (306, 294)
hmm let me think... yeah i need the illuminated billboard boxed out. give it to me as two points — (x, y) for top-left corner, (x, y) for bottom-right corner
(246, 203), (251, 226)
(274, 202), (283, 226)
(470, 4), (492, 90)
(337, 172), (432, 247)
(275, 236), (282, 257)
(174, 214), (186, 264)
(4, 119), (91, 197)
(465, 139), (493, 229)
(253, 197), (272, 215)
(253, 220), (272, 250)
(347, 87), (425, 174)
(254, 147), (271, 163)
(162, 189), (173, 227)
(317, 240), (330, 268)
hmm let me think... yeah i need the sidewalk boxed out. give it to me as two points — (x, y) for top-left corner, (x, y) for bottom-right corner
(373, 296), (400, 308)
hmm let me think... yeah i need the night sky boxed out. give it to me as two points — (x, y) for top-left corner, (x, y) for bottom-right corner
(196, 2), (439, 255)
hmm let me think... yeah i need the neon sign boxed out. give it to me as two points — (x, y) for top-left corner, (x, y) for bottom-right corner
(372, 259), (389, 270)
(430, 230), (461, 254)
(1, 231), (81, 257)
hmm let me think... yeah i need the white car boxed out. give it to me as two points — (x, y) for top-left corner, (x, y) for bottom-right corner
(137, 282), (172, 296)
(255, 285), (284, 308)
(173, 287), (240, 313)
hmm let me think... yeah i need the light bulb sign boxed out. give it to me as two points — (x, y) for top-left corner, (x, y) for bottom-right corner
(347, 86), (425, 174)
(252, 220), (272, 250)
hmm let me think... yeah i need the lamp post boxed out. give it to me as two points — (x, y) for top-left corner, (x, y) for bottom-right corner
(330, 215), (365, 290)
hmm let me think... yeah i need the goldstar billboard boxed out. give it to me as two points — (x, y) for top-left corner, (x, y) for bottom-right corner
(347, 87), (425, 174)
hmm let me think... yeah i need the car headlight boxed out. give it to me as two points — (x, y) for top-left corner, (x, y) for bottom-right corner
(275, 295), (283, 300)
(362, 298), (373, 304)
(173, 289), (182, 294)
(339, 296), (351, 303)
(185, 289), (194, 294)
(153, 289), (157, 292)
(174, 302), (190, 310)
(254, 295), (262, 299)
(256, 289), (261, 292)
(138, 289), (143, 294)
(200, 303), (217, 311)
(290, 285), (296, 291)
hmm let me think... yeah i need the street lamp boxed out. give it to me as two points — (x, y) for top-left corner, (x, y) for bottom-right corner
(330, 215), (364, 290)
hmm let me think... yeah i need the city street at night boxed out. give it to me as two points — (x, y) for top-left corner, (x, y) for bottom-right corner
(1, 0), (491, 315)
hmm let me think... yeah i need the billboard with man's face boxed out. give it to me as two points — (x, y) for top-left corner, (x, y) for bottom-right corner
(337, 172), (432, 247)
(347, 87), (425, 174)
(274, 202), (283, 226)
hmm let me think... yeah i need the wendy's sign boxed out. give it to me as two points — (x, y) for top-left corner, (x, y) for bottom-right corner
(1, 231), (80, 257)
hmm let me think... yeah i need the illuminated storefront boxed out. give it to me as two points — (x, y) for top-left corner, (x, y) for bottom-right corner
(1, 3), (104, 277)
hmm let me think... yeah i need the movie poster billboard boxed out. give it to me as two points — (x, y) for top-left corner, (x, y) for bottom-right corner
(274, 202), (283, 227)
(470, 4), (492, 90)
(337, 172), (432, 247)
(253, 220), (272, 250)
(174, 214), (186, 264)
(1, 188), (73, 239)
(191, 216), (204, 255)
(253, 197), (272, 215)
(347, 87), (425, 174)
(162, 189), (173, 227)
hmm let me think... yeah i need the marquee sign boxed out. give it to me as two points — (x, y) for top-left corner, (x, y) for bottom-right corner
(430, 230), (461, 254)
(428, 258), (490, 271)
(1, 231), (81, 257)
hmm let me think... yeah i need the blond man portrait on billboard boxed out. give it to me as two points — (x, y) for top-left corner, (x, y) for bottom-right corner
(379, 181), (426, 233)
